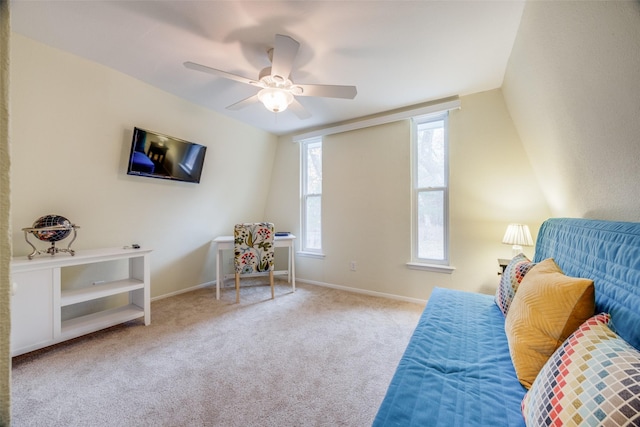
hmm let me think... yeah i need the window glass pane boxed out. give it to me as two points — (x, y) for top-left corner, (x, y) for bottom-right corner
(417, 190), (444, 260)
(417, 121), (445, 188)
(306, 142), (322, 194)
(305, 195), (321, 250)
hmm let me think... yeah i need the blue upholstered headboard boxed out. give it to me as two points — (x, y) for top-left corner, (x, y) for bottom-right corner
(534, 218), (640, 350)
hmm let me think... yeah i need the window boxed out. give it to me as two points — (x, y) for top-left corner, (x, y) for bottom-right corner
(411, 113), (449, 266)
(301, 138), (322, 254)
(179, 144), (203, 175)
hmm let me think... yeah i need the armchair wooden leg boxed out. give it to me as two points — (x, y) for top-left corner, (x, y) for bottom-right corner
(269, 270), (274, 299)
(235, 273), (240, 303)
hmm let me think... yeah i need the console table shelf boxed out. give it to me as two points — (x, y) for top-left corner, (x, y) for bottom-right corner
(10, 247), (152, 356)
(60, 279), (145, 306)
(61, 304), (145, 340)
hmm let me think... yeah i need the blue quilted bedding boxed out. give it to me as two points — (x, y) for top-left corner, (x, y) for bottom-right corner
(374, 218), (640, 426)
(373, 287), (526, 427)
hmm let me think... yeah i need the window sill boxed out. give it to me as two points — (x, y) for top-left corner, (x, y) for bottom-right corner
(406, 262), (455, 274)
(297, 251), (326, 259)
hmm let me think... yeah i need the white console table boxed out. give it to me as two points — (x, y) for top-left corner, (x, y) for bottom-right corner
(10, 247), (151, 356)
(213, 234), (295, 300)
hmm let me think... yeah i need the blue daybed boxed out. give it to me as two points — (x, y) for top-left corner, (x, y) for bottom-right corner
(131, 150), (155, 174)
(373, 218), (640, 426)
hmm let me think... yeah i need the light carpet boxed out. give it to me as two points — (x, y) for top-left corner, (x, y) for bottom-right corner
(11, 280), (423, 426)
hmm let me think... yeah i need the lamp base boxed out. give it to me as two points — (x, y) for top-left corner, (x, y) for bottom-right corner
(511, 245), (523, 257)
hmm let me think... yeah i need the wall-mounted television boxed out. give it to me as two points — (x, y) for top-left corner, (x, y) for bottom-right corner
(126, 127), (207, 184)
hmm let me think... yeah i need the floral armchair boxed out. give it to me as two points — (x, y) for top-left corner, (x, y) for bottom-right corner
(233, 222), (275, 303)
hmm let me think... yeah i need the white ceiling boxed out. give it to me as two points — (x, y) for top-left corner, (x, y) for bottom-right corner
(10, 1), (525, 136)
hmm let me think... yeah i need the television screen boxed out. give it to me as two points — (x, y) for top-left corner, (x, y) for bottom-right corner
(127, 127), (207, 184)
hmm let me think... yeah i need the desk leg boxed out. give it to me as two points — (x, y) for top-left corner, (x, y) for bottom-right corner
(216, 247), (222, 300)
(286, 245), (291, 283)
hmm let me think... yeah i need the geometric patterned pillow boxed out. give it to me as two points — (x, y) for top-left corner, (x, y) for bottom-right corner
(494, 253), (536, 316)
(522, 313), (640, 426)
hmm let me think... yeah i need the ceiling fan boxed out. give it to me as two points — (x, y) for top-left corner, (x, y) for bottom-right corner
(184, 34), (357, 119)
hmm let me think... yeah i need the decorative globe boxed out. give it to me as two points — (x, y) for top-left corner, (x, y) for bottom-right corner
(31, 214), (73, 242)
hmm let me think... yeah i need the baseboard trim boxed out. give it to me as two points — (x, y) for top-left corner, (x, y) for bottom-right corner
(151, 281), (215, 302)
(296, 278), (427, 305)
(152, 279), (428, 305)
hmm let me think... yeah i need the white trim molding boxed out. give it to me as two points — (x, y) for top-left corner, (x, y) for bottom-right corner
(297, 278), (428, 305)
(292, 96), (460, 142)
(296, 251), (326, 259)
(406, 262), (456, 274)
(151, 281), (215, 301)
(154, 278), (428, 306)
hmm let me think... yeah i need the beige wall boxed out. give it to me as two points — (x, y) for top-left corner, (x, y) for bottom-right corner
(10, 34), (278, 298)
(266, 89), (551, 301)
(16, 2), (633, 303)
(503, 1), (640, 221)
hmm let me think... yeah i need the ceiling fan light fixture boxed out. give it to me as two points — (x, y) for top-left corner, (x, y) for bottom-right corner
(258, 87), (293, 113)
(185, 34), (357, 120)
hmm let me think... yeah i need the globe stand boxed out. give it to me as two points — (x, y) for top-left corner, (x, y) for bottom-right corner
(22, 225), (79, 260)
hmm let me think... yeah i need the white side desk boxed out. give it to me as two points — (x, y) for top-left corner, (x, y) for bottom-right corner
(213, 234), (296, 300)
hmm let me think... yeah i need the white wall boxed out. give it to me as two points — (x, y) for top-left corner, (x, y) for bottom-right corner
(10, 34), (278, 298)
(265, 89), (551, 301)
(503, 1), (640, 221)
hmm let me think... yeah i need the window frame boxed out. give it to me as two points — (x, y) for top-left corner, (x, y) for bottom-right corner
(409, 112), (453, 272)
(179, 144), (202, 175)
(300, 137), (324, 256)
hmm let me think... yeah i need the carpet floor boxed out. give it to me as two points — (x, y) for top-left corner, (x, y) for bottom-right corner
(11, 280), (423, 427)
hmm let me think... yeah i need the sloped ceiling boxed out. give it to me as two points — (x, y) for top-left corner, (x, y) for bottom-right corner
(10, 0), (525, 135)
(502, 1), (640, 221)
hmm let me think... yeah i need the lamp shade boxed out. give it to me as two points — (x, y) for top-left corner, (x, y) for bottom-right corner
(258, 88), (293, 113)
(502, 223), (533, 256)
(502, 224), (534, 246)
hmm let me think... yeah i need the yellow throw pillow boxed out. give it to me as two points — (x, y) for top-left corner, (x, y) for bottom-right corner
(504, 258), (595, 389)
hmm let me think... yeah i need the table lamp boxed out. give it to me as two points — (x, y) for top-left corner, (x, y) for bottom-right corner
(502, 223), (533, 257)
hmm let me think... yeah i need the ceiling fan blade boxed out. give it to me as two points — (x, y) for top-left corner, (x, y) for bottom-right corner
(296, 84), (357, 99)
(226, 94), (260, 111)
(271, 34), (300, 80)
(184, 61), (259, 87)
(288, 98), (312, 120)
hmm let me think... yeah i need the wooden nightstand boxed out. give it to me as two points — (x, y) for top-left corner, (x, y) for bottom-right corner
(498, 258), (511, 275)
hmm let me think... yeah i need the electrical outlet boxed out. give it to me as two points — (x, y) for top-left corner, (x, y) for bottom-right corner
(350, 261), (357, 271)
